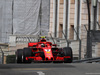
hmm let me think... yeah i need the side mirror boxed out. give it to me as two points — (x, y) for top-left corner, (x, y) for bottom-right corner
(52, 44), (57, 46)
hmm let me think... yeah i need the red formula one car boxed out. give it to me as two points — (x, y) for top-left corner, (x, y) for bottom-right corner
(16, 36), (73, 63)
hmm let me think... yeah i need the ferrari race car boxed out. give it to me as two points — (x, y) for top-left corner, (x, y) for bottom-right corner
(15, 36), (73, 63)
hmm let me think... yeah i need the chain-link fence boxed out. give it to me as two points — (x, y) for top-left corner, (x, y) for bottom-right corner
(48, 27), (82, 60)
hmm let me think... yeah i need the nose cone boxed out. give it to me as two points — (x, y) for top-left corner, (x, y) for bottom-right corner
(46, 57), (53, 61)
(48, 57), (52, 60)
(44, 48), (53, 60)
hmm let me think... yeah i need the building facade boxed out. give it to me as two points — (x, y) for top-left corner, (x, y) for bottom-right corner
(49, 0), (100, 59)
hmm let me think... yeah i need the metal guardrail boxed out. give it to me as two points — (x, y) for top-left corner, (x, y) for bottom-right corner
(0, 53), (2, 64)
(73, 57), (100, 63)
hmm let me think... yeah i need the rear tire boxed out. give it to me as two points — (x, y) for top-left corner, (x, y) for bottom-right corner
(22, 48), (32, 63)
(16, 49), (23, 63)
(63, 47), (73, 63)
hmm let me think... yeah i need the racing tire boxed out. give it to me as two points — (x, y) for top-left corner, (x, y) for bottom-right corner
(63, 47), (73, 63)
(22, 48), (32, 63)
(16, 49), (23, 63)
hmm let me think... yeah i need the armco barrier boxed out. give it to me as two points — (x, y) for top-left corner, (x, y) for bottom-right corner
(73, 57), (100, 63)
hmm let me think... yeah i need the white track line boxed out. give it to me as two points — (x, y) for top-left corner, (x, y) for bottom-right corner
(37, 71), (45, 75)
(86, 73), (100, 75)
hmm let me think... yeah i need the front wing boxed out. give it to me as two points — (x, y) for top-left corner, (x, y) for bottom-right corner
(26, 56), (71, 61)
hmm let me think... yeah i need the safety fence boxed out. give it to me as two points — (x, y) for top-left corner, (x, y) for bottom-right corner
(9, 31), (80, 60)
(8, 26), (100, 61)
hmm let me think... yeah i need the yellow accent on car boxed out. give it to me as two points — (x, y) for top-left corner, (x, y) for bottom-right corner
(41, 36), (45, 38)
(46, 52), (50, 53)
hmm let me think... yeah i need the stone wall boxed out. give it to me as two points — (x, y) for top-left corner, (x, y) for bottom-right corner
(49, 0), (100, 58)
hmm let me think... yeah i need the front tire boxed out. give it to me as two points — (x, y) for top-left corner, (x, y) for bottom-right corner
(63, 47), (73, 63)
(22, 48), (32, 63)
(16, 49), (23, 63)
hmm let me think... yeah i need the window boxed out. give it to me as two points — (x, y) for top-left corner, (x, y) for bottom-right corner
(60, 0), (64, 4)
(59, 24), (63, 38)
(70, 25), (74, 39)
(71, 0), (75, 4)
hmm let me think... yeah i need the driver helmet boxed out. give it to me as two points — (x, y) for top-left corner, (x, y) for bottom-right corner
(41, 43), (45, 47)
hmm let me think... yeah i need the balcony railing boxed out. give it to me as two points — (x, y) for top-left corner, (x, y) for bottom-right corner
(9, 35), (67, 47)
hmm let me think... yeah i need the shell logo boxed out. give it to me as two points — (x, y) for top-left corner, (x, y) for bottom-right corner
(45, 49), (51, 53)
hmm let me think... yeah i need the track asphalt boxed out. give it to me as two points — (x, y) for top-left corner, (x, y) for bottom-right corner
(0, 63), (100, 75)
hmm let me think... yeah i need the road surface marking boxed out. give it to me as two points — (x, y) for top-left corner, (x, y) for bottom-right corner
(37, 71), (45, 75)
(86, 73), (100, 75)
(12, 68), (51, 71)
